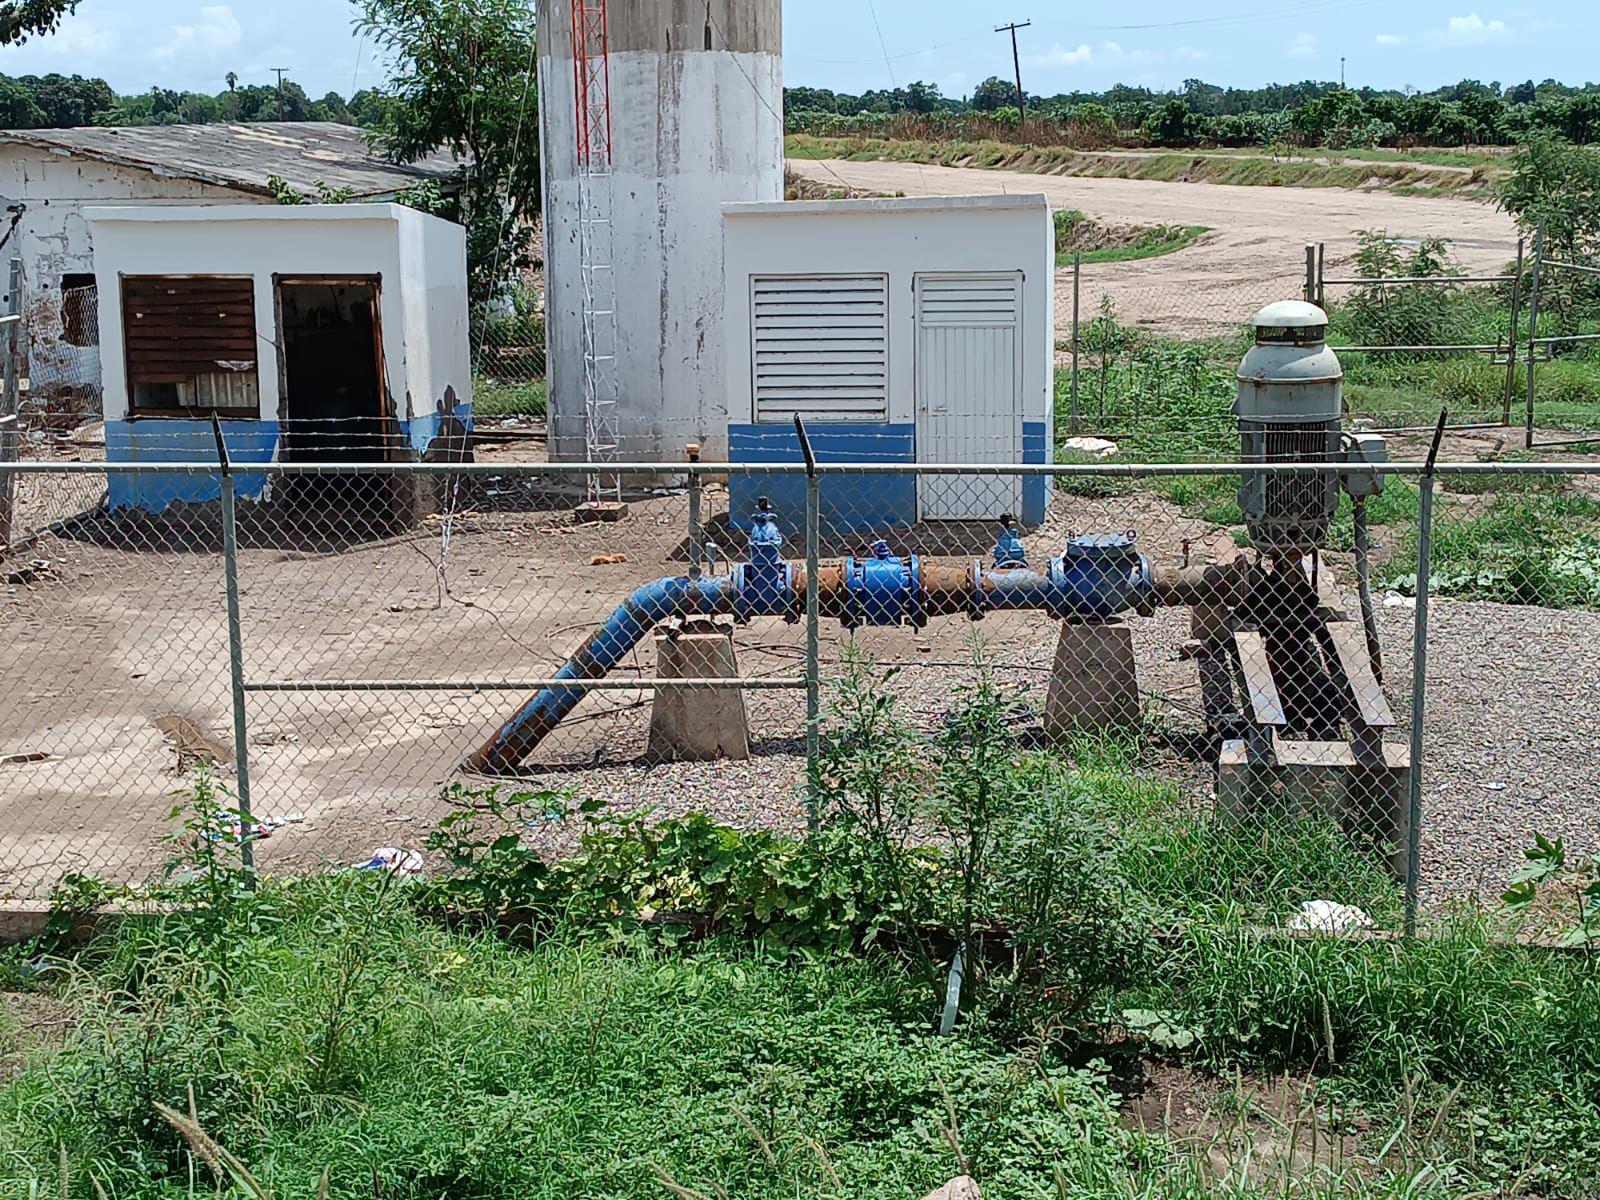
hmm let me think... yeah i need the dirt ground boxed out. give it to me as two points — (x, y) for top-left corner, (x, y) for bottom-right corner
(786, 158), (1520, 338)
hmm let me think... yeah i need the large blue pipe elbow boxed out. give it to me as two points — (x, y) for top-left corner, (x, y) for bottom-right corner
(465, 574), (739, 774)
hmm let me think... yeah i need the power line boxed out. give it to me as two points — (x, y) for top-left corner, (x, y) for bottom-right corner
(1077, 0), (1388, 33)
(796, 0), (1388, 68)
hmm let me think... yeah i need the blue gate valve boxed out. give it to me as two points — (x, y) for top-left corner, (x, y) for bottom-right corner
(735, 497), (795, 619)
(992, 514), (1028, 569)
(843, 539), (921, 628)
(1048, 532), (1152, 619)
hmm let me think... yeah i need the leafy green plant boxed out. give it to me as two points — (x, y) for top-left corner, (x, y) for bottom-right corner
(159, 767), (263, 950)
(1501, 833), (1600, 950)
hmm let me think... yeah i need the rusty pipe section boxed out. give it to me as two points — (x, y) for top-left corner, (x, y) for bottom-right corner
(1149, 558), (1253, 609)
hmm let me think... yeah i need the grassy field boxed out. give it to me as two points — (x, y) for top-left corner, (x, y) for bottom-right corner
(473, 376), (547, 419)
(786, 135), (1498, 196)
(1054, 208), (1210, 267)
(2, 691), (1596, 1199)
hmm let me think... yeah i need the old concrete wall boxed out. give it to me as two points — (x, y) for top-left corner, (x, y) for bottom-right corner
(0, 146), (251, 421)
(396, 204), (472, 457)
(537, 0), (783, 464)
(86, 204), (469, 511)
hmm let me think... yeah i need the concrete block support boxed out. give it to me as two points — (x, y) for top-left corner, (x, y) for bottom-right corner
(647, 617), (750, 762)
(1045, 619), (1140, 737)
(1218, 738), (1411, 879)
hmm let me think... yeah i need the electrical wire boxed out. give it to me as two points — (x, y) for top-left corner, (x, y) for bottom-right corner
(704, 6), (863, 199)
(1077, 0), (1390, 32)
(795, 0), (1389, 67)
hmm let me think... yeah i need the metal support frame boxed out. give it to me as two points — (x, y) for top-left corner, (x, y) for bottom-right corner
(1070, 251), (1082, 436)
(573, 0), (620, 506)
(1502, 237), (1525, 427)
(797, 416), (822, 831)
(1524, 220), (1546, 450)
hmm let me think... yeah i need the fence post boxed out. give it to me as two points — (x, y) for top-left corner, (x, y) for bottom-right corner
(1524, 220), (1545, 451)
(1404, 411), (1447, 939)
(0, 259), (20, 555)
(795, 416), (821, 832)
(1316, 242), (1326, 308)
(212, 418), (255, 877)
(1304, 244), (1317, 305)
(1070, 251), (1082, 435)
(1502, 237), (1525, 428)
(685, 441), (703, 581)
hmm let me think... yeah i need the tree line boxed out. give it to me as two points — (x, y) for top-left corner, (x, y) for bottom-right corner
(786, 76), (1600, 148)
(0, 71), (391, 130)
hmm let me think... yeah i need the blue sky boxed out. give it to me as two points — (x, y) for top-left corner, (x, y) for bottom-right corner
(0, 2), (1589, 100)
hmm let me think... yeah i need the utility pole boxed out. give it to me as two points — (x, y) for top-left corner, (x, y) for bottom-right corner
(1341, 57), (1347, 88)
(271, 67), (290, 119)
(995, 20), (1031, 127)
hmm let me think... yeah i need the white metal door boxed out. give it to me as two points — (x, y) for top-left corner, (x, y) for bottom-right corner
(915, 272), (1023, 520)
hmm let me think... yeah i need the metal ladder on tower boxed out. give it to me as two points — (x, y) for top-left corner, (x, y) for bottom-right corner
(572, 0), (623, 517)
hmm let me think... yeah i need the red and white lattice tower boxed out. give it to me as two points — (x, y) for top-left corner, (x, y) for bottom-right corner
(572, 0), (619, 504)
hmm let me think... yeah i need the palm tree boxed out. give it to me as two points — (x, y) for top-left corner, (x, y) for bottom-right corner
(225, 71), (238, 91)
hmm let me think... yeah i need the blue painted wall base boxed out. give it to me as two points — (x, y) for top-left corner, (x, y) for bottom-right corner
(729, 422), (917, 537)
(106, 420), (280, 512)
(729, 418), (1054, 536)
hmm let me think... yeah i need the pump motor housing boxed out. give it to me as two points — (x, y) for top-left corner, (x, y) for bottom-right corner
(1234, 301), (1344, 555)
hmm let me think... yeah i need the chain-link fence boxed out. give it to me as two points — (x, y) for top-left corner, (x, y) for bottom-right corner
(5, 454), (1598, 937)
(1064, 232), (1600, 455)
(470, 282), (547, 429)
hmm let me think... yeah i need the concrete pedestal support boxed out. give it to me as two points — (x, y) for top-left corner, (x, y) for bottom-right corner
(1218, 737), (1412, 879)
(647, 616), (750, 762)
(1044, 619), (1140, 737)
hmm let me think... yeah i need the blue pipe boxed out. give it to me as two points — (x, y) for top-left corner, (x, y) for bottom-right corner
(466, 574), (742, 774)
(465, 512), (1154, 774)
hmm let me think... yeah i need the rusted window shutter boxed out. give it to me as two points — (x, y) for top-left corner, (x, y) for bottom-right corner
(122, 276), (258, 385)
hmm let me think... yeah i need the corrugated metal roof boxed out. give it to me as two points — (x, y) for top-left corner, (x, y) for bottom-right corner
(0, 122), (461, 198)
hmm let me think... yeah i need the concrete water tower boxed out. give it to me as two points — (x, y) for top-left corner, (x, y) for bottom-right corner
(536, 0), (785, 466)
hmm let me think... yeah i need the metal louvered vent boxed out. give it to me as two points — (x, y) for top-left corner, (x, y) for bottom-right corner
(915, 273), (1021, 327)
(751, 274), (888, 423)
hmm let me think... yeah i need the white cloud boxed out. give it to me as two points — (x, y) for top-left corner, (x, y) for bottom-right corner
(152, 5), (243, 62)
(1287, 31), (1318, 58)
(1433, 13), (1512, 44)
(1102, 41), (1123, 56)
(1174, 45), (1210, 62)
(33, 16), (116, 56)
(1375, 33), (1409, 45)
(1026, 41), (1094, 68)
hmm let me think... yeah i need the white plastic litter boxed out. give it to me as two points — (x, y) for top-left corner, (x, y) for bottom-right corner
(1288, 900), (1375, 933)
(1062, 436), (1120, 459)
(358, 847), (424, 875)
(1382, 593), (1416, 608)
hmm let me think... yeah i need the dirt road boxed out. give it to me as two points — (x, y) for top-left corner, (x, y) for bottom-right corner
(787, 158), (1521, 338)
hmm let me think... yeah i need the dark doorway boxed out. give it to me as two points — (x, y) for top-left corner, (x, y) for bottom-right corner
(276, 278), (393, 517)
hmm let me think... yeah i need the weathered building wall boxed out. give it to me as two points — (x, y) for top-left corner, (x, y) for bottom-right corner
(0, 146), (252, 422)
(536, 0), (784, 463)
(722, 195), (1056, 529)
(88, 204), (470, 512)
